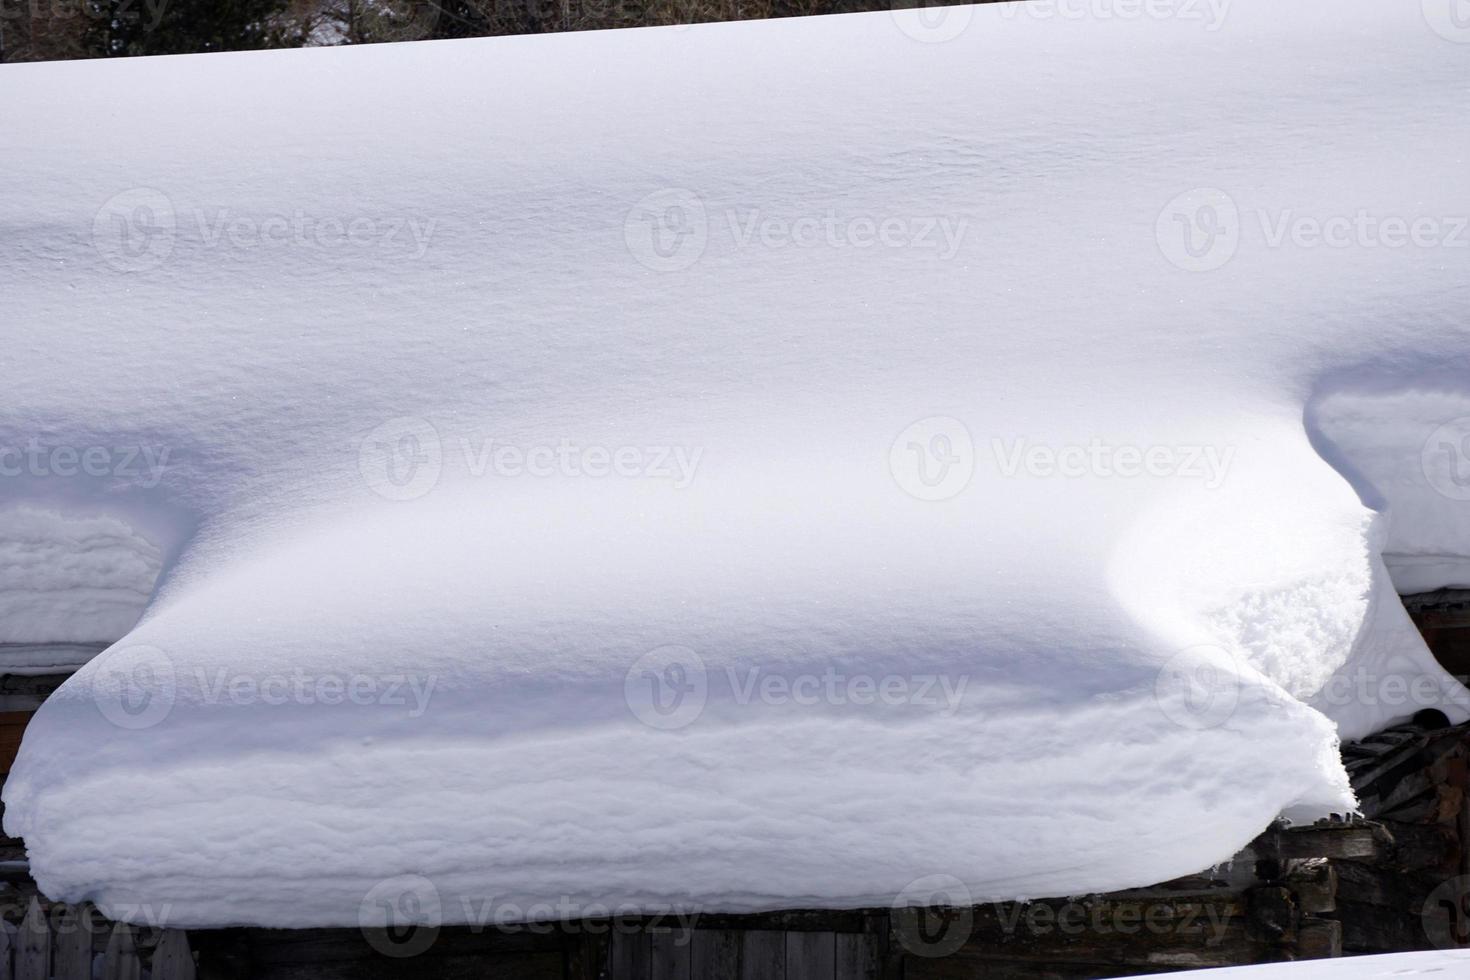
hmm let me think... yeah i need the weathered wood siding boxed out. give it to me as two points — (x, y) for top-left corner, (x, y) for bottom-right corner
(0, 899), (193, 980)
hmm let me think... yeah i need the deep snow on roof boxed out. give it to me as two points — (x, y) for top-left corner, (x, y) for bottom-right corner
(2, 0), (1469, 927)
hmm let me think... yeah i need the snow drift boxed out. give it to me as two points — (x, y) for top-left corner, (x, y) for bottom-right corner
(2, 0), (1470, 927)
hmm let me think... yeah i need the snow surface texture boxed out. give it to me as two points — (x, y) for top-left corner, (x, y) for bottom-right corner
(3, 0), (1470, 929)
(1120, 949), (1470, 979)
(0, 508), (160, 648)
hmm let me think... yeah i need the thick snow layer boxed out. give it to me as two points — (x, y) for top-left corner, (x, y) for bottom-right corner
(1313, 389), (1470, 594)
(3, 0), (1470, 928)
(1121, 950), (1470, 979)
(0, 508), (160, 649)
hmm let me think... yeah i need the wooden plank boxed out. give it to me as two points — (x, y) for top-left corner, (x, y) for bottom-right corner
(905, 912), (1268, 971)
(1337, 898), (1431, 954)
(1281, 860), (1336, 915)
(14, 900), (48, 980)
(1296, 919), (1341, 960)
(246, 924), (561, 963)
(51, 905), (92, 980)
(684, 910), (871, 934)
(650, 929), (691, 980)
(1376, 820), (1459, 872)
(834, 933), (880, 980)
(1240, 822), (1390, 863)
(0, 668), (90, 709)
(691, 929), (740, 980)
(0, 714), (32, 776)
(254, 950), (563, 980)
(1333, 861), (1446, 911)
(785, 931), (835, 980)
(0, 918), (15, 980)
(152, 930), (196, 980)
(607, 928), (649, 980)
(436, 951), (563, 979)
(739, 931), (785, 980)
(566, 930), (609, 980)
(102, 923), (141, 980)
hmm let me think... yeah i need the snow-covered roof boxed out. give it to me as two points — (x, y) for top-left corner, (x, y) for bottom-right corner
(2, 0), (1469, 928)
(1119, 949), (1470, 979)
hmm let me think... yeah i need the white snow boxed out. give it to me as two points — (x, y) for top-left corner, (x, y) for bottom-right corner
(1122, 949), (1470, 978)
(0, 508), (161, 649)
(1, 0), (1469, 928)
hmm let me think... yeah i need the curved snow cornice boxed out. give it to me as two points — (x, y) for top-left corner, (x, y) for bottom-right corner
(2, 0), (1469, 928)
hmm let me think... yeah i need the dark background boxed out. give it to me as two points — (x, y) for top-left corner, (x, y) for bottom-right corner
(0, 0), (999, 62)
